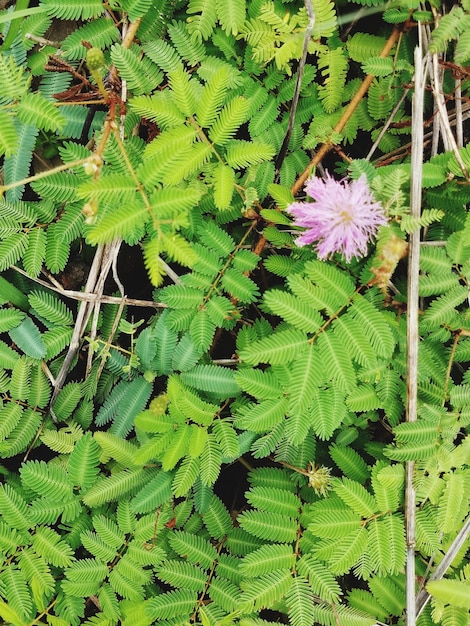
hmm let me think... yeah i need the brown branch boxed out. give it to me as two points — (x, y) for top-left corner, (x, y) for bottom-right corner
(253, 25), (403, 257)
(291, 25), (402, 195)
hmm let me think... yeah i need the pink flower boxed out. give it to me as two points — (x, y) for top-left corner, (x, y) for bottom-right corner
(288, 173), (387, 262)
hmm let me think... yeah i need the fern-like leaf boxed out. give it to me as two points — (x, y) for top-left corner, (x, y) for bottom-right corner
(23, 228), (47, 278)
(241, 568), (293, 610)
(131, 469), (173, 513)
(9, 315), (46, 359)
(146, 589), (198, 621)
(318, 47), (348, 113)
(225, 139), (276, 168)
(157, 559), (207, 591)
(297, 553), (342, 603)
(110, 43), (163, 95)
(169, 530), (218, 568)
(238, 509), (297, 543)
(29, 290), (73, 326)
(235, 397), (288, 432)
(31, 526), (75, 568)
(334, 477), (377, 518)
(0, 483), (31, 529)
(68, 433), (101, 492)
(61, 17), (120, 60)
(82, 467), (152, 507)
(0, 110), (18, 156)
(20, 458), (75, 501)
(180, 364), (239, 396)
(238, 328), (307, 365)
(42, 0), (104, 20)
(17, 92), (65, 132)
(187, 0), (218, 41)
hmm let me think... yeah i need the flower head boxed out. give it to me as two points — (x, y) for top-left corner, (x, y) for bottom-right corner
(288, 172), (386, 262)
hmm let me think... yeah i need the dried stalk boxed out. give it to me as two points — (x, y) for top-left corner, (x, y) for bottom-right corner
(416, 515), (470, 617)
(46, 17), (159, 418)
(49, 241), (118, 417)
(12, 266), (166, 308)
(275, 0), (315, 174)
(405, 36), (425, 626)
(430, 53), (469, 178)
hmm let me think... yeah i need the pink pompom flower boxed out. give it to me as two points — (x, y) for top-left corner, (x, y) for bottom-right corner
(288, 172), (387, 262)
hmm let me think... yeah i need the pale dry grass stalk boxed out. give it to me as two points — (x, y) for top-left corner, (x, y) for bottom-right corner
(405, 29), (426, 626)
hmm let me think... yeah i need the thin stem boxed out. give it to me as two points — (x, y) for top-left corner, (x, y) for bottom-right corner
(405, 37), (425, 626)
(11, 265), (166, 308)
(0, 157), (91, 194)
(291, 25), (402, 195)
(430, 53), (469, 179)
(253, 25), (402, 257)
(416, 515), (470, 617)
(275, 0), (315, 174)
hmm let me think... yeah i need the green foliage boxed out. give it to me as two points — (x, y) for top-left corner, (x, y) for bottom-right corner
(0, 0), (469, 624)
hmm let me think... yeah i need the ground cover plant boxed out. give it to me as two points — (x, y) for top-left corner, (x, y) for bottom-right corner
(0, 0), (470, 624)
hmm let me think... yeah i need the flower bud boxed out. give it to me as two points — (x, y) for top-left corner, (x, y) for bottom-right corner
(86, 47), (105, 72)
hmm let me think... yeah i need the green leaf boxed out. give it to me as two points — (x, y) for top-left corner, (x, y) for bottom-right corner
(216, 0), (246, 35)
(41, 0), (104, 20)
(297, 554), (342, 603)
(213, 163), (235, 210)
(86, 202), (149, 245)
(0, 276), (30, 311)
(235, 397), (288, 432)
(20, 459), (74, 501)
(221, 268), (259, 303)
(0, 111), (18, 156)
(29, 290), (73, 326)
(31, 525), (75, 567)
(238, 509), (298, 543)
(212, 420), (239, 458)
(225, 140), (276, 168)
(234, 367), (283, 400)
(9, 316), (46, 359)
(131, 469), (173, 513)
(238, 328), (307, 365)
(286, 576), (315, 626)
(334, 478), (378, 517)
(209, 96), (250, 145)
(180, 364), (239, 396)
(200, 433), (222, 485)
(203, 494), (233, 539)
(23, 228), (47, 278)
(157, 560), (207, 592)
(316, 528), (369, 576)
(369, 515), (406, 575)
(427, 580), (470, 609)
(17, 91), (65, 132)
(82, 467), (151, 507)
(145, 589), (198, 621)
(0, 483), (31, 529)
(241, 568), (293, 610)
(0, 309), (25, 333)
(169, 530), (218, 568)
(0, 233), (29, 271)
(68, 433), (101, 492)
(240, 543), (295, 577)
(189, 308), (216, 351)
(247, 486), (301, 518)
(263, 289), (323, 333)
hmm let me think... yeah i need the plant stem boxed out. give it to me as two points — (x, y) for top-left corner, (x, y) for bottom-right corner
(405, 37), (425, 626)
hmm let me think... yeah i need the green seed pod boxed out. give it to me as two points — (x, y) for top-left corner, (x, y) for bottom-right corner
(86, 47), (105, 72)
